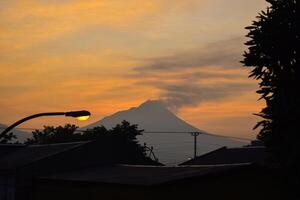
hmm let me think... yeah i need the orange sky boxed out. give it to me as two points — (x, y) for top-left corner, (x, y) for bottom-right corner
(0, 0), (267, 139)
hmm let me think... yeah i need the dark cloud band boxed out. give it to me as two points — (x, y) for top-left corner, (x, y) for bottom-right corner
(128, 37), (254, 110)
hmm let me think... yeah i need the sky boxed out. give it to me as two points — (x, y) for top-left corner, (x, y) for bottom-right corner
(0, 0), (268, 139)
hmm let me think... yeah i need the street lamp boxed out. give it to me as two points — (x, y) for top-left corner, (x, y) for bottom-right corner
(0, 110), (91, 135)
(65, 110), (91, 121)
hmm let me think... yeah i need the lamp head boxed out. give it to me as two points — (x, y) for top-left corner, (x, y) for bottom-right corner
(65, 110), (91, 121)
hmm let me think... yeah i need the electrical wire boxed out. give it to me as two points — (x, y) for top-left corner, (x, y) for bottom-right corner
(0, 126), (253, 141)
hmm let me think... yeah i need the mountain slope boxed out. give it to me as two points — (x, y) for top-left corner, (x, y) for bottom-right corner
(84, 100), (248, 164)
(85, 100), (202, 132)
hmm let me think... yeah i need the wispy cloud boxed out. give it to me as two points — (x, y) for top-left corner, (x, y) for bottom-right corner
(130, 37), (254, 110)
(134, 37), (244, 72)
(156, 82), (254, 111)
(0, 0), (206, 53)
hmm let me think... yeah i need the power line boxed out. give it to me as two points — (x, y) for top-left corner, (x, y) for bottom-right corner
(144, 131), (198, 134)
(2, 127), (251, 158)
(144, 131), (252, 141)
(1, 126), (252, 158)
(0, 126), (252, 141)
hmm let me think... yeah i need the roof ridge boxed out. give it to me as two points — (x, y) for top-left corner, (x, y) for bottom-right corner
(228, 146), (266, 150)
(0, 141), (93, 170)
(179, 146), (227, 165)
(195, 146), (227, 158)
(20, 141), (92, 168)
(28, 140), (91, 147)
(0, 144), (26, 147)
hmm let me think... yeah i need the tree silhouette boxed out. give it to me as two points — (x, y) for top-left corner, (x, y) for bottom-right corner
(242, 0), (299, 167)
(26, 121), (143, 145)
(25, 121), (154, 163)
(26, 124), (80, 144)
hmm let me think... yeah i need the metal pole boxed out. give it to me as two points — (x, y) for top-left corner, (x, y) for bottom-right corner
(1, 110), (91, 136)
(194, 134), (197, 158)
(1, 112), (66, 136)
(191, 132), (200, 158)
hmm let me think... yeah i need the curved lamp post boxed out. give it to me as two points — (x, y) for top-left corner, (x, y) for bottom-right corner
(1, 110), (91, 135)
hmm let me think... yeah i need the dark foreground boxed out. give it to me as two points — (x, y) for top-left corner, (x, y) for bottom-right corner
(34, 165), (296, 200)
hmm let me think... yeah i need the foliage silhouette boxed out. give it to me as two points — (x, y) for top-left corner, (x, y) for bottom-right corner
(242, 0), (299, 167)
(0, 131), (16, 144)
(26, 121), (143, 144)
(25, 121), (155, 163)
(26, 124), (80, 144)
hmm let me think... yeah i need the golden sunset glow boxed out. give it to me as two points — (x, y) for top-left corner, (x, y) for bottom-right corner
(0, 0), (268, 138)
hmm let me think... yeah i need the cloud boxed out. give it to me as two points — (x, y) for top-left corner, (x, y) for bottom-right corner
(130, 37), (254, 110)
(0, 0), (206, 53)
(157, 82), (254, 111)
(134, 37), (245, 72)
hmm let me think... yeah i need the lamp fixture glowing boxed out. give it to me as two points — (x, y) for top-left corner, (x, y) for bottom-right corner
(65, 110), (91, 121)
(76, 115), (90, 121)
(0, 110), (91, 136)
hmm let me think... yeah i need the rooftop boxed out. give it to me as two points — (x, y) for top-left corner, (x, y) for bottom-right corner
(0, 141), (88, 170)
(0, 144), (26, 158)
(39, 164), (248, 186)
(179, 146), (268, 166)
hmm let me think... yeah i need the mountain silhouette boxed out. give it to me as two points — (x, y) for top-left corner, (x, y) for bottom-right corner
(84, 100), (247, 164)
(85, 100), (202, 132)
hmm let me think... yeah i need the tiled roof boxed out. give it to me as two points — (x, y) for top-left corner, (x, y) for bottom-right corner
(0, 141), (88, 170)
(0, 144), (26, 157)
(39, 164), (247, 186)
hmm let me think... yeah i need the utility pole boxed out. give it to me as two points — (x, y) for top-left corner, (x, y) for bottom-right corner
(191, 132), (200, 158)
